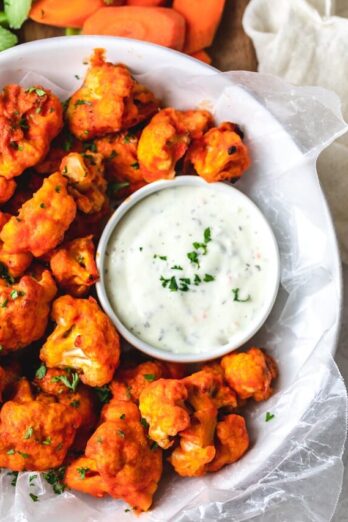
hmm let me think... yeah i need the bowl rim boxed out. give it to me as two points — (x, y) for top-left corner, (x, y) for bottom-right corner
(96, 175), (280, 363)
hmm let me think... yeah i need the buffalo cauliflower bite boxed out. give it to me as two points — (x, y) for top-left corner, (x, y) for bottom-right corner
(221, 347), (278, 401)
(65, 456), (109, 498)
(49, 235), (99, 297)
(40, 295), (120, 387)
(0, 177), (16, 204)
(60, 152), (107, 214)
(0, 378), (81, 471)
(200, 363), (238, 410)
(0, 212), (32, 278)
(0, 84), (63, 179)
(85, 415), (163, 512)
(0, 172), (77, 257)
(67, 49), (134, 141)
(122, 80), (160, 130)
(137, 108), (212, 182)
(186, 122), (251, 182)
(139, 379), (190, 449)
(0, 269), (57, 352)
(113, 361), (169, 403)
(207, 414), (249, 472)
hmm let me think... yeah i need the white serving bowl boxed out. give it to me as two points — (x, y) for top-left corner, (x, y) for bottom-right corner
(96, 175), (280, 363)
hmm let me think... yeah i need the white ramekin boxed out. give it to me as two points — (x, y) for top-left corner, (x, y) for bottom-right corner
(96, 175), (280, 363)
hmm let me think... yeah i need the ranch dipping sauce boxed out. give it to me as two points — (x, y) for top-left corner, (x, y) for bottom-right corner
(104, 184), (277, 354)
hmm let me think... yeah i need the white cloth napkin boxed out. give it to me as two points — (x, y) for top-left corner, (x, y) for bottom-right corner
(243, 0), (348, 263)
(243, 2), (348, 520)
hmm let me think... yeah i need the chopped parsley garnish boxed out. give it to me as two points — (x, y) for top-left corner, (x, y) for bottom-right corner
(231, 288), (251, 302)
(18, 451), (29, 459)
(124, 133), (134, 144)
(29, 493), (39, 502)
(95, 385), (112, 404)
(42, 437), (52, 446)
(51, 372), (79, 392)
(26, 87), (46, 97)
(29, 474), (38, 484)
(119, 413), (126, 420)
(125, 385), (132, 399)
(108, 181), (130, 194)
(42, 467), (66, 495)
(19, 117), (29, 131)
(265, 412), (275, 422)
(10, 289), (25, 300)
(143, 374), (156, 382)
(203, 274), (215, 282)
(171, 265), (183, 270)
(187, 251), (200, 267)
(0, 262), (15, 284)
(35, 363), (47, 380)
(150, 441), (159, 451)
(204, 227), (211, 243)
(7, 449), (15, 455)
(63, 133), (74, 152)
(82, 140), (97, 152)
(77, 467), (90, 479)
(117, 430), (125, 438)
(194, 274), (202, 285)
(1, 299), (8, 308)
(192, 242), (207, 255)
(7, 471), (18, 487)
(140, 417), (149, 429)
(154, 254), (167, 261)
(70, 400), (80, 408)
(131, 162), (140, 170)
(24, 426), (33, 440)
(74, 99), (92, 107)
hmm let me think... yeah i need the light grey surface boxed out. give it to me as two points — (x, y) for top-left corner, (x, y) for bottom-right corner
(333, 263), (348, 522)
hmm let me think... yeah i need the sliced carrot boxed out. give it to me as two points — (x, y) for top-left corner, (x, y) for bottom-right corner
(190, 50), (212, 65)
(127, 0), (167, 5)
(82, 7), (186, 51)
(173, 0), (225, 54)
(29, 0), (105, 28)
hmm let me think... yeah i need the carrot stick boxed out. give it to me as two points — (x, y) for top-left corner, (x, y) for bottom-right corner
(82, 6), (186, 51)
(190, 50), (212, 65)
(29, 0), (106, 28)
(127, 0), (167, 5)
(173, 0), (225, 54)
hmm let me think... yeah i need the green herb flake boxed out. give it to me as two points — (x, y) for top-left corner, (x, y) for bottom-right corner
(7, 471), (18, 486)
(10, 289), (24, 300)
(187, 251), (200, 267)
(203, 274), (215, 282)
(150, 441), (159, 451)
(42, 437), (52, 446)
(51, 372), (79, 392)
(70, 400), (80, 408)
(143, 374), (156, 382)
(117, 430), (125, 438)
(77, 467), (90, 479)
(154, 254), (167, 261)
(265, 412), (275, 422)
(0, 262), (15, 284)
(232, 288), (251, 303)
(108, 181), (130, 194)
(74, 99), (92, 107)
(18, 451), (29, 459)
(194, 274), (202, 285)
(26, 87), (46, 97)
(131, 162), (139, 170)
(171, 265), (183, 270)
(124, 133), (134, 144)
(7, 449), (15, 455)
(55, 185), (61, 193)
(29, 474), (38, 484)
(193, 241), (207, 255)
(169, 276), (178, 292)
(95, 384), (112, 404)
(119, 413), (126, 420)
(42, 467), (66, 495)
(29, 493), (39, 502)
(35, 363), (47, 380)
(204, 227), (211, 243)
(24, 426), (33, 440)
(140, 418), (149, 429)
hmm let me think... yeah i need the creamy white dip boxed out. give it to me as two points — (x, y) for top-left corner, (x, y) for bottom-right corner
(104, 185), (276, 354)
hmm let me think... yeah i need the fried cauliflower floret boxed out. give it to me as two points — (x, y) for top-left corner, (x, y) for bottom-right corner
(137, 108), (211, 183)
(113, 361), (168, 402)
(186, 122), (251, 182)
(0, 177), (16, 204)
(0, 379), (81, 471)
(207, 414), (249, 472)
(67, 49), (134, 141)
(60, 152), (107, 214)
(139, 379), (190, 449)
(0, 269), (57, 352)
(0, 84), (63, 179)
(0, 172), (76, 257)
(200, 363), (238, 410)
(65, 456), (109, 498)
(85, 416), (162, 512)
(0, 212), (32, 278)
(122, 80), (160, 129)
(49, 235), (99, 297)
(40, 295), (120, 387)
(221, 347), (278, 401)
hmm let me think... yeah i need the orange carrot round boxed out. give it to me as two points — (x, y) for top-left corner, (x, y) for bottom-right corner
(127, 0), (166, 5)
(190, 50), (212, 65)
(30, 0), (106, 28)
(82, 6), (186, 51)
(173, 0), (225, 54)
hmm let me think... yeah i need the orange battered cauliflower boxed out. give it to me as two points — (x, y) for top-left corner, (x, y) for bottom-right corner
(186, 122), (251, 182)
(0, 379), (81, 471)
(40, 295), (120, 387)
(207, 414), (249, 472)
(49, 235), (99, 297)
(64, 456), (109, 498)
(60, 152), (107, 214)
(137, 108), (212, 182)
(0, 269), (57, 352)
(221, 347), (278, 401)
(0, 177), (16, 204)
(122, 80), (160, 130)
(139, 379), (190, 449)
(0, 212), (32, 278)
(0, 84), (63, 179)
(0, 172), (76, 257)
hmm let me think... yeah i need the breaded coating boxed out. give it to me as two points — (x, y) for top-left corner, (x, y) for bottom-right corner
(0, 84), (63, 179)
(0, 379), (81, 471)
(50, 235), (99, 297)
(200, 363), (238, 410)
(85, 417), (162, 512)
(0, 172), (76, 257)
(67, 49), (134, 141)
(40, 295), (120, 387)
(137, 108), (212, 182)
(0, 177), (16, 204)
(0, 269), (57, 352)
(65, 456), (109, 498)
(221, 347), (278, 401)
(207, 414), (249, 472)
(122, 80), (160, 130)
(113, 361), (167, 402)
(60, 152), (107, 214)
(0, 211), (32, 278)
(139, 379), (190, 449)
(186, 122), (251, 182)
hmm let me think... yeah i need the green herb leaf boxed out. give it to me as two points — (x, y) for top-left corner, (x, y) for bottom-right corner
(7, 471), (18, 487)
(43, 467), (66, 495)
(70, 400), (80, 408)
(0, 262), (15, 284)
(7, 449), (15, 455)
(4, 0), (31, 29)
(265, 412), (275, 422)
(194, 274), (202, 285)
(74, 99), (92, 107)
(10, 289), (24, 300)
(143, 374), (155, 382)
(117, 430), (125, 438)
(35, 363), (47, 380)
(25, 87), (46, 97)
(171, 265), (183, 270)
(119, 413), (126, 420)
(231, 288), (251, 302)
(154, 254), (167, 261)
(29, 493), (39, 502)
(24, 426), (33, 440)
(42, 437), (52, 446)
(140, 417), (149, 429)
(169, 276), (178, 292)
(65, 27), (81, 36)
(0, 25), (17, 51)
(204, 227), (211, 243)
(131, 162), (139, 170)
(187, 251), (200, 267)
(95, 385), (112, 404)
(150, 441), (159, 451)
(193, 241), (207, 255)
(77, 467), (90, 479)
(51, 372), (79, 392)
(203, 274), (215, 282)
(29, 474), (38, 484)
(18, 451), (29, 459)
(108, 181), (130, 194)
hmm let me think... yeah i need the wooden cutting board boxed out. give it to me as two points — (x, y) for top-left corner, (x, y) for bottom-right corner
(18, 0), (257, 72)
